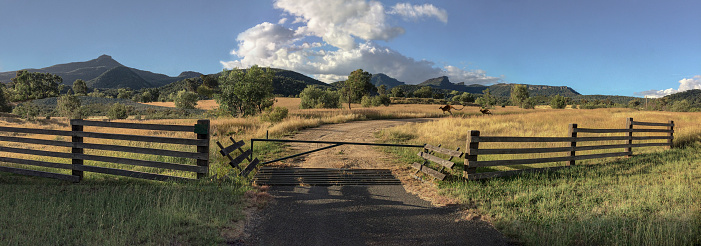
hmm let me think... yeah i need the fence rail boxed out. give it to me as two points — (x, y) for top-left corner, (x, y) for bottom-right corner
(463, 118), (674, 180)
(0, 119), (210, 182)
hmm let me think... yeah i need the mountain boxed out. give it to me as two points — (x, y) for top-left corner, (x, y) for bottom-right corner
(417, 76), (468, 91)
(87, 66), (153, 89)
(0, 55), (199, 89)
(371, 73), (406, 88)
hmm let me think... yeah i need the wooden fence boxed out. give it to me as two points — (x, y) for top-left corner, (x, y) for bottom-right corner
(463, 118), (674, 180)
(0, 119), (209, 182)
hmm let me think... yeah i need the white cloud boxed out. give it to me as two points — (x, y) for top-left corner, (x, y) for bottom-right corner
(387, 3), (448, 23)
(222, 0), (499, 85)
(636, 75), (701, 98)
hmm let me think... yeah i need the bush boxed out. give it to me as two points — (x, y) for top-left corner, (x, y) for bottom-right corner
(299, 85), (341, 109)
(372, 95), (391, 106)
(361, 95), (373, 107)
(550, 95), (568, 109)
(56, 94), (82, 119)
(12, 103), (40, 120)
(260, 106), (288, 123)
(174, 90), (199, 109)
(107, 103), (133, 120)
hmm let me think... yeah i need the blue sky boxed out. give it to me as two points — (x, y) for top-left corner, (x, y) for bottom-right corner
(1, 0), (699, 97)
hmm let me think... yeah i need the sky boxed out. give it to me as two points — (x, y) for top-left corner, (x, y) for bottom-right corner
(0, 0), (699, 97)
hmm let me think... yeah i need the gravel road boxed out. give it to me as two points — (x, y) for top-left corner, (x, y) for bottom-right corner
(245, 119), (510, 246)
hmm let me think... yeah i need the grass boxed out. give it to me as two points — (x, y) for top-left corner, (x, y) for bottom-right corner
(376, 108), (701, 245)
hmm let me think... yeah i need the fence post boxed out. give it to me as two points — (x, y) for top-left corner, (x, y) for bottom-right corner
(568, 124), (577, 166)
(626, 118), (633, 157)
(70, 119), (84, 181)
(668, 120), (674, 149)
(195, 119), (210, 179)
(464, 130), (480, 179)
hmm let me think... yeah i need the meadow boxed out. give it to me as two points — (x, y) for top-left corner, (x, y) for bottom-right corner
(2, 99), (700, 245)
(377, 108), (701, 245)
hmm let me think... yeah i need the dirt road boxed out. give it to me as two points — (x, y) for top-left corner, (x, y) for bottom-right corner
(245, 119), (510, 246)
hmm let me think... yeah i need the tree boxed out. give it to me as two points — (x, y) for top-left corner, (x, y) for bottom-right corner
(511, 84), (530, 108)
(117, 88), (132, 99)
(216, 65), (275, 116)
(185, 78), (200, 92)
(476, 89), (497, 108)
(201, 74), (218, 88)
(340, 69), (374, 110)
(72, 79), (88, 95)
(413, 86), (433, 98)
(299, 85), (341, 109)
(377, 85), (388, 96)
(107, 103), (132, 120)
(174, 90), (199, 109)
(451, 92), (475, 105)
(390, 87), (405, 97)
(0, 86), (12, 112)
(550, 95), (568, 109)
(56, 94), (82, 119)
(9, 70), (62, 101)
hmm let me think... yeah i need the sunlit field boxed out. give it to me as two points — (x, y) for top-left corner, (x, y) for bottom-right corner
(377, 108), (701, 245)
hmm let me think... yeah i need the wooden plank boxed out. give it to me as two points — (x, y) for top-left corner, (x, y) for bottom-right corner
(0, 165), (80, 182)
(473, 143), (649, 155)
(240, 158), (260, 176)
(424, 144), (462, 157)
(75, 142), (207, 160)
(475, 136), (574, 143)
(632, 136), (673, 140)
(71, 119), (195, 132)
(470, 151), (631, 167)
(417, 152), (455, 169)
(220, 140), (246, 156)
(73, 165), (192, 181)
(0, 126), (72, 136)
(75, 154), (206, 173)
(73, 132), (207, 146)
(632, 142), (670, 148)
(228, 149), (252, 168)
(0, 156), (73, 170)
(0, 135), (72, 147)
(631, 121), (673, 127)
(574, 128), (673, 133)
(195, 119), (210, 179)
(465, 166), (571, 180)
(0, 146), (71, 159)
(411, 162), (446, 180)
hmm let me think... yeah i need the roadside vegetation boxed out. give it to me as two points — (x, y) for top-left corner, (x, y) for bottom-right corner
(377, 108), (701, 245)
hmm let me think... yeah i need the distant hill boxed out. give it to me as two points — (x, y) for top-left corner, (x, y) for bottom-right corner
(412, 74), (580, 97)
(0, 55), (199, 89)
(663, 89), (701, 107)
(371, 73), (406, 88)
(87, 66), (153, 89)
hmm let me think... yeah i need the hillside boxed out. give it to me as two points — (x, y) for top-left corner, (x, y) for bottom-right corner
(0, 55), (199, 88)
(371, 73), (406, 88)
(663, 89), (701, 107)
(88, 66), (153, 89)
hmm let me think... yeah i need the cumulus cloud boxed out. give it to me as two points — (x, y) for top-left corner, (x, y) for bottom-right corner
(222, 0), (498, 85)
(387, 3), (448, 23)
(636, 75), (701, 98)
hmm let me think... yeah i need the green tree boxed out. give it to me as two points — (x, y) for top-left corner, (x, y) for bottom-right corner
(174, 90), (199, 109)
(340, 69), (374, 110)
(550, 95), (568, 109)
(476, 89), (497, 108)
(377, 85), (388, 96)
(299, 85), (341, 109)
(107, 103), (132, 120)
(511, 84), (530, 108)
(185, 78), (200, 92)
(72, 79), (88, 95)
(201, 74), (218, 88)
(390, 87), (405, 97)
(0, 86), (12, 112)
(216, 65), (275, 116)
(451, 92), (475, 105)
(12, 103), (40, 120)
(56, 94), (82, 119)
(117, 88), (133, 99)
(413, 86), (434, 98)
(9, 70), (62, 101)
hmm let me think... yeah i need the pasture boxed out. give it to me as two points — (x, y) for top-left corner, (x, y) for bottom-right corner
(378, 108), (701, 245)
(1, 102), (699, 245)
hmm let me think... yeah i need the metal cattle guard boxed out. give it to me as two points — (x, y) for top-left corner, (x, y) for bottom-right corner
(250, 138), (424, 165)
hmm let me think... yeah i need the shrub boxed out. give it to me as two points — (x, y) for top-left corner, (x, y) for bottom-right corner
(107, 103), (132, 120)
(372, 95), (391, 106)
(174, 90), (199, 109)
(361, 95), (373, 107)
(299, 85), (341, 109)
(56, 94), (82, 119)
(12, 103), (40, 120)
(550, 95), (568, 109)
(260, 106), (288, 123)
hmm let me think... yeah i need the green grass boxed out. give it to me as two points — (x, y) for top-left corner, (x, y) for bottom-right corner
(0, 176), (248, 245)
